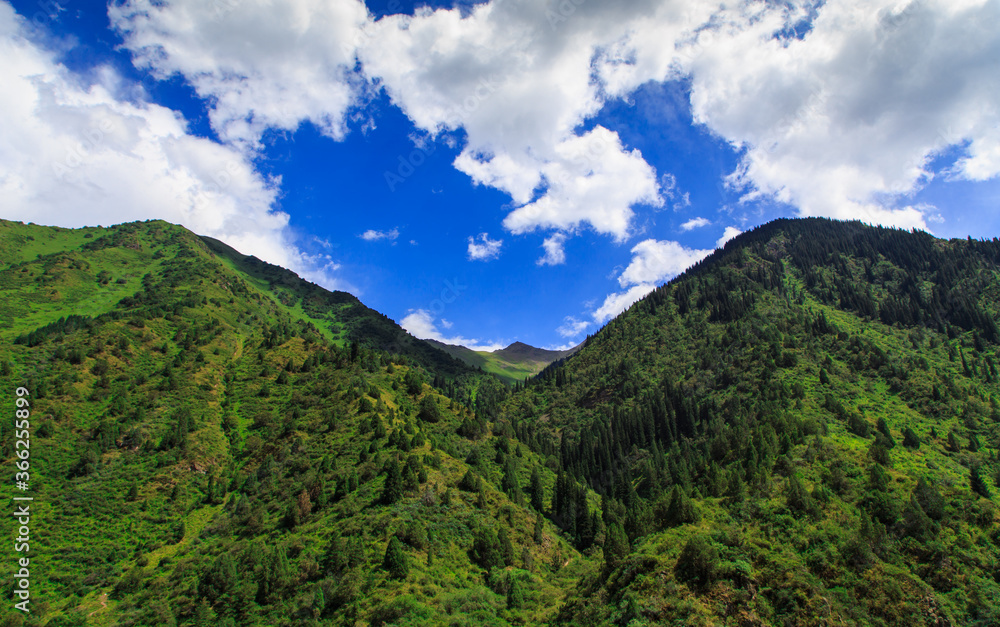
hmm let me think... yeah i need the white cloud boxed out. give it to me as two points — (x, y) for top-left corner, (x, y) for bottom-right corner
(677, 0), (1000, 229)
(360, 227), (400, 242)
(400, 309), (504, 352)
(467, 232), (503, 260)
(557, 316), (590, 338)
(618, 239), (713, 287)
(545, 341), (581, 351)
(358, 2), (684, 243)
(537, 232), (568, 266)
(715, 226), (743, 248)
(103, 0), (1000, 253)
(680, 217), (711, 231)
(591, 238), (712, 324)
(110, 0), (369, 150)
(0, 4), (343, 289)
(593, 284), (658, 324)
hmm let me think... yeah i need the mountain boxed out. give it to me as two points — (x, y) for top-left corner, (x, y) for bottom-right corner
(3, 216), (1000, 626)
(426, 340), (580, 385)
(0, 219), (591, 626)
(506, 218), (1000, 626)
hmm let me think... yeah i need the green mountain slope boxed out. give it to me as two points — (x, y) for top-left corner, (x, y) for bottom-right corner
(0, 219), (598, 626)
(502, 218), (1000, 626)
(4, 216), (1000, 626)
(427, 340), (579, 385)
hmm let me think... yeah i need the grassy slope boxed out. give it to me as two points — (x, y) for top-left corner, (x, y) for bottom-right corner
(0, 220), (596, 626)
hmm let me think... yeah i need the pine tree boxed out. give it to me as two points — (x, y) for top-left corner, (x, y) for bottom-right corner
(664, 486), (698, 527)
(674, 536), (719, 589)
(383, 536), (409, 580)
(529, 467), (545, 512)
(498, 527), (515, 567)
(900, 496), (934, 542)
(417, 395), (441, 423)
(785, 474), (819, 517)
(603, 522), (628, 571)
(902, 427), (921, 449)
(971, 465), (991, 498)
(914, 476), (945, 520)
(382, 458), (403, 504)
(947, 430), (962, 453)
(507, 576), (524, 609)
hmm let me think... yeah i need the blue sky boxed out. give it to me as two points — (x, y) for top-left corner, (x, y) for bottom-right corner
(3, 0), (999, 350)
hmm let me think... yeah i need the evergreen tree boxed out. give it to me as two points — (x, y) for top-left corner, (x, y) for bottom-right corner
(507, 576), (524, 609)
(785, 474), (819, 518)
(472, 527), (502, 573)
(383, 536), (409, 580)
(674, 536), (719, 588)
(529, 467), (545, 512)
(663, 486), (698, 527)
(914, 477), (945, 520)
(498, 527), (515, 567)
(603, 523), (628, 571)
(947, 430), (962, 453)
(970, 465), (991, 498)
(382, 458), (403, 504)
(900, 496), (934, 543)
(417, 395), (441, 423)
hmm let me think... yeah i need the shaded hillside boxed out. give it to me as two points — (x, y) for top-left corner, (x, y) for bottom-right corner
(504, 218), (1000, 626)
(0, 219), (598, 626)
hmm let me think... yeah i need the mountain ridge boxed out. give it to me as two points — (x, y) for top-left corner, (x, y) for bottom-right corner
(425, 339), (580, 385)
(2, 216), (1000, 626)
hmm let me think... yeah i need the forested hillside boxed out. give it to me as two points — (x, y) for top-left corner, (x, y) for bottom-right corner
(2, 217), (1000, 626)
(506, 218), (1000, 626)
(0, 219), (592, 626)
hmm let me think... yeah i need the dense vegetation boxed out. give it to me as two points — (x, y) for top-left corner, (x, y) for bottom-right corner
(1, 217), (999, 626)
(510, 219), (1000, 625)
(0, 220), (588, 626)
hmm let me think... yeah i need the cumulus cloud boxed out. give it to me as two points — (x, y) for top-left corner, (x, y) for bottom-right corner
(618, 239), (713, 287)
(592, 238), (712, 324)
(358, 2), (682, 243)
(679, 0), (1000, 229)
(592, 284), (660, 324)
(467, 232), (503, 260)
(0, 4), (343, 288)
(557, 316), (590, 339)
(537, 232), (568, 266)
(716, 226), (743, 248)
(360, 228), (400, 242)
(680, 217), (711, 231)
(110, 0), (1000, 258)
(400, 309), (505, 352)
(110, 0), (369, 149)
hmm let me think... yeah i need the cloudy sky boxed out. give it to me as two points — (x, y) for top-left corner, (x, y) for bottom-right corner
(3, 0), (999, 350)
